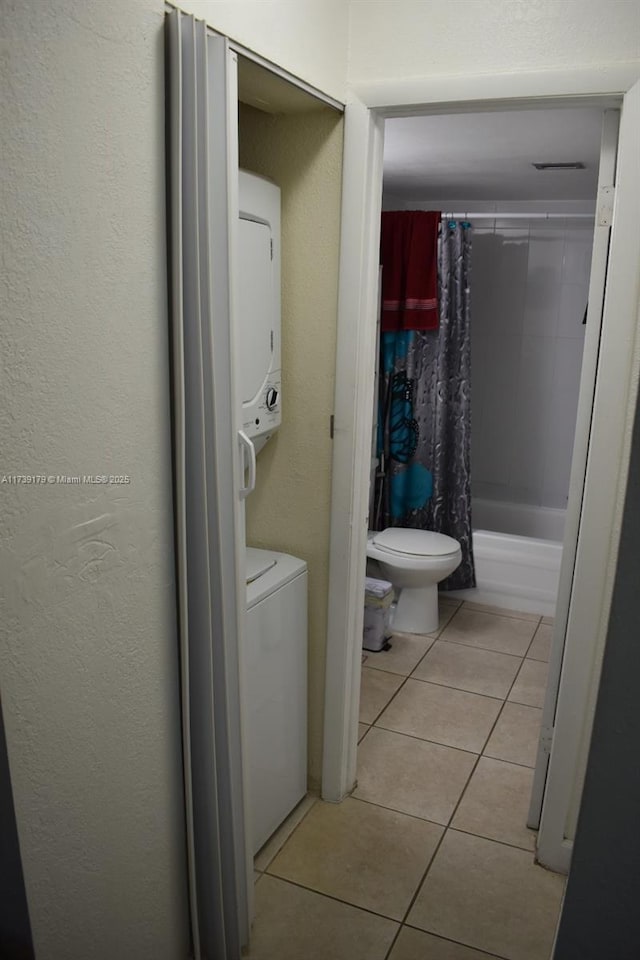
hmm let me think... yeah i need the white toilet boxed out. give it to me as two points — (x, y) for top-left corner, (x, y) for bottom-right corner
(367, 528), (462, 635)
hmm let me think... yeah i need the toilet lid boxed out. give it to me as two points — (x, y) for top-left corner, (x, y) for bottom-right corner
(372, 528), (460, 557)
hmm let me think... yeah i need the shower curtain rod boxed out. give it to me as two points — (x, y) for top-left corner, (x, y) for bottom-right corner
(440, 211), (594, 220)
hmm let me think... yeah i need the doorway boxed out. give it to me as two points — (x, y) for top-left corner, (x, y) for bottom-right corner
(376, 105), (605, 615)
(323, 78), (640, 888)
(359, 99), (606, 853)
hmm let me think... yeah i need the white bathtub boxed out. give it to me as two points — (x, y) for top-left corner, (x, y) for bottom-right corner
(447, 524), (563, 618)
(472, 497), (566, 542)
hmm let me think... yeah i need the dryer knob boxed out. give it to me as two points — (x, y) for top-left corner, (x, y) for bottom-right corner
(266, 387), (279, 411)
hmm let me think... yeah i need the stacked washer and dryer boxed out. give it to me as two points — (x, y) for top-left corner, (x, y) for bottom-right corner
(237, 170), (308, 854)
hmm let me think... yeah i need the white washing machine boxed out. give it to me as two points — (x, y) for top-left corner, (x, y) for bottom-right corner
(245, 547), (308, 854)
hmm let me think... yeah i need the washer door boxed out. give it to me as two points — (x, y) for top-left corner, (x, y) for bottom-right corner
(237, 216), (274, 406)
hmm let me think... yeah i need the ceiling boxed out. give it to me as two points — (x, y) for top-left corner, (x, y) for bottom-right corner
(383, 108), (604, 202)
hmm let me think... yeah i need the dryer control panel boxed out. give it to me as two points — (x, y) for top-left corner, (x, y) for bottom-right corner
(237, 171), (281, 450)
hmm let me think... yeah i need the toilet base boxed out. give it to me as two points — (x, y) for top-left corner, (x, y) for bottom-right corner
(392, 584), (439, 635)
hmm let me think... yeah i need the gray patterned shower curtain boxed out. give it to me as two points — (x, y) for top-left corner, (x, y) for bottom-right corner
(374, 221), (475, 590)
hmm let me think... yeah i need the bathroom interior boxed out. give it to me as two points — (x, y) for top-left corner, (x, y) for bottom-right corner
(369, 106), (601, 620)
(246, 102), (605, 960)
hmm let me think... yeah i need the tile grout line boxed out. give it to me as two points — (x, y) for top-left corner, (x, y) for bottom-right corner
(266, 603), (542, 957)
(366, 637), (525, 682)
(367, 608), (541, 758)
(396, 673), (516, 701)
(437, 634), (537, 658)
(410, 604), (460, 659)
(261, 795), (523, 953)
(362, 671), (412, 728)
(460, 629), (539, 791)
(362, 599), (528, 728)
(424, 638), (526, 660)
(401, 924), (512, 960)
(363, 633), (438, 679)
(523, 618), (554, 662)
(360, 605), (458, 728)
(370, 723), (484, 758)
(508, 694), (547, 709)
(458, 606), (543, 624)
(349, 793), (448, 829)
(384, 607), (541, 952)
(385, 617), (515, 946)
(388, 619), (542, 955)
(383, 808), (451, 956)
(254, 794), (320, 874)
(444, 823), (537, 856)
(368, 722), (537, 769)
(365, 604), (542, 759)
(255, 602), (547, 957)
(442, 629), (541, 832)
(503, 618), (550, 708)
(260, 871), (404, 926)
(351, 602), (494, 959)
(351, 794), (537, 855)
(362, 636), (437, 680)
(404, 605), (536, 707)
(262, 872), (512, 960)
(358, 723), (372, 746)
(261, 601), (534, 875)
(381, 925), (404, 959)
(364, 602), (542, 757)
(526, 653), (551, 664)
(523, 616), (545, 659)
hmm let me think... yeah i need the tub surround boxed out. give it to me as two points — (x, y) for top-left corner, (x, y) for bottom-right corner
(447, 530), (561, 618)
(473, 496), (566, 542)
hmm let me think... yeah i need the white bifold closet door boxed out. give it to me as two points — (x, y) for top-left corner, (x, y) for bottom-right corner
(167, 10), (251, 959)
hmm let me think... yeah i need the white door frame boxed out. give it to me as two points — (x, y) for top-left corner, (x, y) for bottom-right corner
(537, 76), (640, 872)
(323, 66), (640, 875)
(527, 107), (620, 846)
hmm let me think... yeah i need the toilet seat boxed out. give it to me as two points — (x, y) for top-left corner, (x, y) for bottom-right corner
(371, 528), (460, 558)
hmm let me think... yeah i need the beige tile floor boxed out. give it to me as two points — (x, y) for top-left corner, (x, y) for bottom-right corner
(247, 602), (564, 960)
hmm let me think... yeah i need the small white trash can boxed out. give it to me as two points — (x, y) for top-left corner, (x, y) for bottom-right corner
(363, 577), (394, 652)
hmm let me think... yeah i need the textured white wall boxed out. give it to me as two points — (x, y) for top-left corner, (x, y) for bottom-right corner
(238, 104), (344, 790)
(471, 218), (592, 510)
(0, 1), (189, 957)
(171, 0), (349, 100)
(348, 0), (640, 84)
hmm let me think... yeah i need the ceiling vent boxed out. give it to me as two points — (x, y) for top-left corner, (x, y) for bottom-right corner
(532, 162), (586, 170)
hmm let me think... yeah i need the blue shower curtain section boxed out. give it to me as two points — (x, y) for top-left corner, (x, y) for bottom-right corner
(379, 331), (434, 520)
(375, 221), (476, 591)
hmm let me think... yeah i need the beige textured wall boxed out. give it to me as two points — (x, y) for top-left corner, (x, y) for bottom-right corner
(0, 1), (189, 956)
(348, 0), (640, 85)
(239, 104), (344, 789)
(172, 0), (349, 101)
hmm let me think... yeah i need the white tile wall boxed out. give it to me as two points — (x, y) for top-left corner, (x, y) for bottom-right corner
(471, 220), (592, 510)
